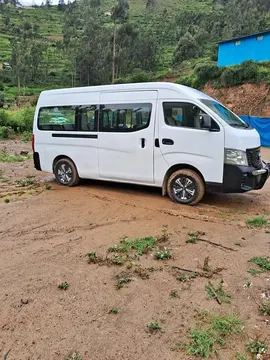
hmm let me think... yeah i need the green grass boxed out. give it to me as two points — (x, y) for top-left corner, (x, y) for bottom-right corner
(188, 329), (215, 358)
(65, 352), (83, 360)
(108, 236), (157, 255)
(147, 322), (162, 333)
(246, 339), (268, 358)
(112, 256), (124, 265)
(246, 216), (268, 228)
(249, 257), (270, 271)
(109, 308), (120, 314)
(58, 282), (69, 290)
(0, 148), (31, 163)
(258, 301), (270, 316)
(248, 268), (264, 276)
(187, 313), (243, 359)
(16, 176), (38, 187)
(205, 281), (231, 304)
(177, 273), (187, 282)
(154, 248), (172, 260)
(115, 274), (133, 289)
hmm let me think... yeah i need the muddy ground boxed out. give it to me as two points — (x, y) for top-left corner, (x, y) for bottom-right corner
(0, 140), (270, 360)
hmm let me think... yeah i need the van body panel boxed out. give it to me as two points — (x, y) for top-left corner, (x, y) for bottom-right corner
(157, 99), (225, 184)
(98, 91), (157, 183)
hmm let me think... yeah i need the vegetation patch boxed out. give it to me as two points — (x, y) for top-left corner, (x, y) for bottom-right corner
(205, 281), (231, 304)
(147, 322), (162, 333)
(109, 308), (120, 314)
(187, 313), (243, 358)
(246, 338), (268, 359)
(186, 231), (205, 244)
(58, 282), (69, 290)
(246, 216), (268, 228)
(16, 176), (38, 188)
(258, 301), (270, 316)
(249, 257), (270, 273)
(154, 248), (172, 261)
(65, 352), (83, 360)
(108, 236), (157, 255)
(0, 148), (31, 163)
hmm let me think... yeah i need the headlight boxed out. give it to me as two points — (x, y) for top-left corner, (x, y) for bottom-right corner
(225, 148), (248, 166)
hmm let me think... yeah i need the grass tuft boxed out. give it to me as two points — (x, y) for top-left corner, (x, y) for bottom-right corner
(258, 301), (270, 316)
(58, 282), (69, 290)
(109, 308), (120, 314)
(246, 338), (268, 358)
(249, 257), (270, 271)
(154, 248), (171, 260)
(0, 148), (31, 163)
(246, 216), (268, 228)
(65, 352), (83, 360)
(187, 313), (243, 358)
(205, 281), (231, 304)
(108, 236), (156, 255)
(147, 322), (162, 333)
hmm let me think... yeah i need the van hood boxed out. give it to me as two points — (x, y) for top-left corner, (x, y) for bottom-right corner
(225, 126), (261, 150)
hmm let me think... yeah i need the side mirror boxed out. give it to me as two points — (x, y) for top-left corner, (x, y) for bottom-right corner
(200, 114), (211, 129)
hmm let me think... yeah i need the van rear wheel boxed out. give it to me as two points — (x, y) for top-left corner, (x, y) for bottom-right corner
(167, 169), (205, 205)
(54, 158), (80, 187)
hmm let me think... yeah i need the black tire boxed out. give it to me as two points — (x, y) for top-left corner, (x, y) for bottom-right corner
(167, 169), (205, 205)
(54, 158), (80, 187)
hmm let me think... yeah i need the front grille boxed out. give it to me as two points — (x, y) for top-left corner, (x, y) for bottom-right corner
(246, 147), (262, 169)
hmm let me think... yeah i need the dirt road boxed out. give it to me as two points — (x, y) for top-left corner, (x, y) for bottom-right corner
(0, 141), (270, 360)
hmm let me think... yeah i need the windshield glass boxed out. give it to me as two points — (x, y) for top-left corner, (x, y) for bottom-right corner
(200, 99), (248, 128)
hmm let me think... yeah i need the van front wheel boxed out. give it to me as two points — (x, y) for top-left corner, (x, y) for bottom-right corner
(54, 158), (80, 187)
(167, 169), (205, 205)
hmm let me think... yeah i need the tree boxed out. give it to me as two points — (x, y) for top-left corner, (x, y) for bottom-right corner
(173, 32), (201, 66)
(111, 0), (129, 83)
(45, 0), (52, 7)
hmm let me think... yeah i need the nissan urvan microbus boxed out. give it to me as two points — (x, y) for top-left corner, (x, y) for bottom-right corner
(32, 82), (270, 205)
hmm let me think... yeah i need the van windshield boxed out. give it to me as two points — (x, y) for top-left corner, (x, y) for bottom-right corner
(200, 99), (249, 128)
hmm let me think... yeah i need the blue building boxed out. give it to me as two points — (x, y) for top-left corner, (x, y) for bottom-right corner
(218, 30), (270, 67)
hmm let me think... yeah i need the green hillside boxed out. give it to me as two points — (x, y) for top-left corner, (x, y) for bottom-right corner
(0, 0), (269, 106)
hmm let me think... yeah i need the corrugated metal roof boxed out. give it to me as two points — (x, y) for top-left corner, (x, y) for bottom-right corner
(218, 29), (270, 44)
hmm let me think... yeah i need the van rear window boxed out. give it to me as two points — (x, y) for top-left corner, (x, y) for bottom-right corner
(38, 106), (76, 131)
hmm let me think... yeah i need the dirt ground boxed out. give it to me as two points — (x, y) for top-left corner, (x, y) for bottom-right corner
(0, 140), (270, 360)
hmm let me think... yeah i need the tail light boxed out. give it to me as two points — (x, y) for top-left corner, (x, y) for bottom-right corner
(32, 134), (35, 152)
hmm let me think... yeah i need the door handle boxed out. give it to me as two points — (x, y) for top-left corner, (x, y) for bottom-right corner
(162, 138), (174, 145)
(141, 138), (146, 148)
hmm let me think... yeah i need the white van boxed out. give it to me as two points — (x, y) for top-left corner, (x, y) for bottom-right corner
(32, 82), (269, 205)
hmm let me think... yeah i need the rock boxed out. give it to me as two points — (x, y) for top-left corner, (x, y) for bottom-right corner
(20, 151), (29, 156)
(21, 298), (29, 305)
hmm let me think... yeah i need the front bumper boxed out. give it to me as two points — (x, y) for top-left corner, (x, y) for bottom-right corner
(222, 161), (270, 193)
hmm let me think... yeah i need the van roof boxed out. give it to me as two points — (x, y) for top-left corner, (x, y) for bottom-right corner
(40, 82), (212, 101)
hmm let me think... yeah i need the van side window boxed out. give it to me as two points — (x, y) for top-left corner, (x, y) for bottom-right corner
(79, 105), (98, 131)
(99, 104), (152, 132)
(163, 102), (207, 129)
(38, 106), (77, 131)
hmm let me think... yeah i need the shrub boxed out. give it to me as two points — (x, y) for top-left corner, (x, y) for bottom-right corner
(176, 74), (197, 88)
(195, 62), (221, 87)
(0, 81), (4, 91)
(240, 60), (259, 82)
(128, 70), (152, 83)
(221, 61), (259, 87)
(0, 126), (15, 139)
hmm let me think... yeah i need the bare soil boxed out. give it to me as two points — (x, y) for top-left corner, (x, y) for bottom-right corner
(204, 83), (270, 117)
(0, 140), (270, 360)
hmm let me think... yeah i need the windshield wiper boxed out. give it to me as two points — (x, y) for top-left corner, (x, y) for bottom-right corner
(230, 123), (249, 129)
